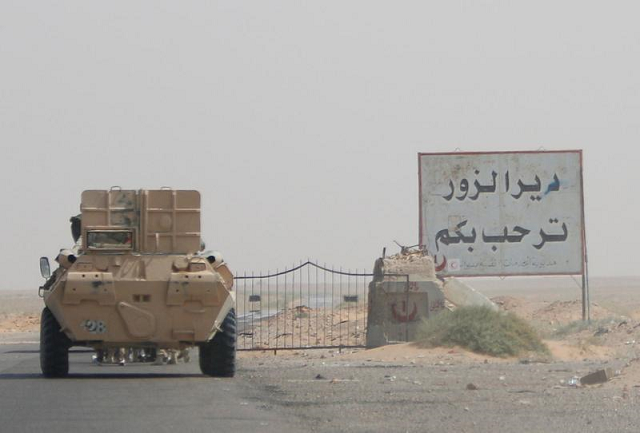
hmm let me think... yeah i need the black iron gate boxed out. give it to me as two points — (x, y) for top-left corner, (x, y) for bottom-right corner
(234, 260), (373, 351)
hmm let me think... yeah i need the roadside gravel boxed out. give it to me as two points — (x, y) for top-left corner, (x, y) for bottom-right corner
(239, 350), (637, 433)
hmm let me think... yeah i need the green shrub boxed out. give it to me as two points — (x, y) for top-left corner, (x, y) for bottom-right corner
(550, 320), (593, 338)
(551, 317), (619, 339)
(416, 306), (549, 357)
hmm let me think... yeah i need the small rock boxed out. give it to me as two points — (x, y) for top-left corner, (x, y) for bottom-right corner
(622, 385), (630, 400)
(593, 327), (608, 337)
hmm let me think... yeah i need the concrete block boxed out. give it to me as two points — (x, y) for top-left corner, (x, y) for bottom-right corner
(366, 256), (445, 348)
(580, 368), (614, 385)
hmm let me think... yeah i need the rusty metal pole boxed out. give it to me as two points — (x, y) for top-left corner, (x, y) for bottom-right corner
(582, 242), (591, 323)
(580, 150), (590, 323)
(581, 273), (587, 322)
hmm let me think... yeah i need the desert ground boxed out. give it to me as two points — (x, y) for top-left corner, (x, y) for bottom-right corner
(2, 276), (640, 432)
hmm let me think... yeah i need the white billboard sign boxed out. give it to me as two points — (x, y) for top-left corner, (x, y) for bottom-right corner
(419, 151), (585, 277)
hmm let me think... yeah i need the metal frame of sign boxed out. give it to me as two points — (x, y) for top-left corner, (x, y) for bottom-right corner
(418, 150), (590, 320)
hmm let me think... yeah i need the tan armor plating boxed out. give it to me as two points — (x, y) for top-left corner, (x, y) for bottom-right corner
(43, 189), (234, 351)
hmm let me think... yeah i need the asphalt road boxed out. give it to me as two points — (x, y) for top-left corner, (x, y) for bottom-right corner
(4, 332), (640, 433)
(0, 334), (298, 433)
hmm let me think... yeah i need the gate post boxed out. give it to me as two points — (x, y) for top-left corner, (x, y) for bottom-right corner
(366, 255), (445, 348)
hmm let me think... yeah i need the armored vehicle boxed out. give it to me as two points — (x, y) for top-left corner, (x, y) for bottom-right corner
(38, 188), (236, 378)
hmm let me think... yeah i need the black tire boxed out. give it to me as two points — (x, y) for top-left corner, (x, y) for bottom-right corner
(199, 308), (236, 377)
(40, 307), (71, 378)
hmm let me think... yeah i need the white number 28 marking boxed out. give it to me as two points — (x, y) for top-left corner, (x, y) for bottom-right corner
(81, 320), (107, 334)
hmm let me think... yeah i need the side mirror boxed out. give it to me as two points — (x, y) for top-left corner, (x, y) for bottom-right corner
(39, 257), (51, 279)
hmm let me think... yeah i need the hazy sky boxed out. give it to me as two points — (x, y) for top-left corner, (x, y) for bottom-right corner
(1, 1), (638, 290)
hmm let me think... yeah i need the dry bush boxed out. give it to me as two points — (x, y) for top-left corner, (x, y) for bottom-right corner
(417, 306), (549, 357)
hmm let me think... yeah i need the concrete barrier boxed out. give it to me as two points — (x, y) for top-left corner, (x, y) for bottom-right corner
(366, 254), (445, 348)
(441, 278), (498, 310)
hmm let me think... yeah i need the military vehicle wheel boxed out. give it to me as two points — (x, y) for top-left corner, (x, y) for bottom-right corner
(199, 308), (236, 377)
(40, 307), (71, 378)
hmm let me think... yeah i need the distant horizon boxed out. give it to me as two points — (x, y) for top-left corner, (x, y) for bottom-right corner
(4, 273), (639, 293)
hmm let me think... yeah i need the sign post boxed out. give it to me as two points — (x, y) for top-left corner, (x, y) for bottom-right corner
(418, 150), (589, 320)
